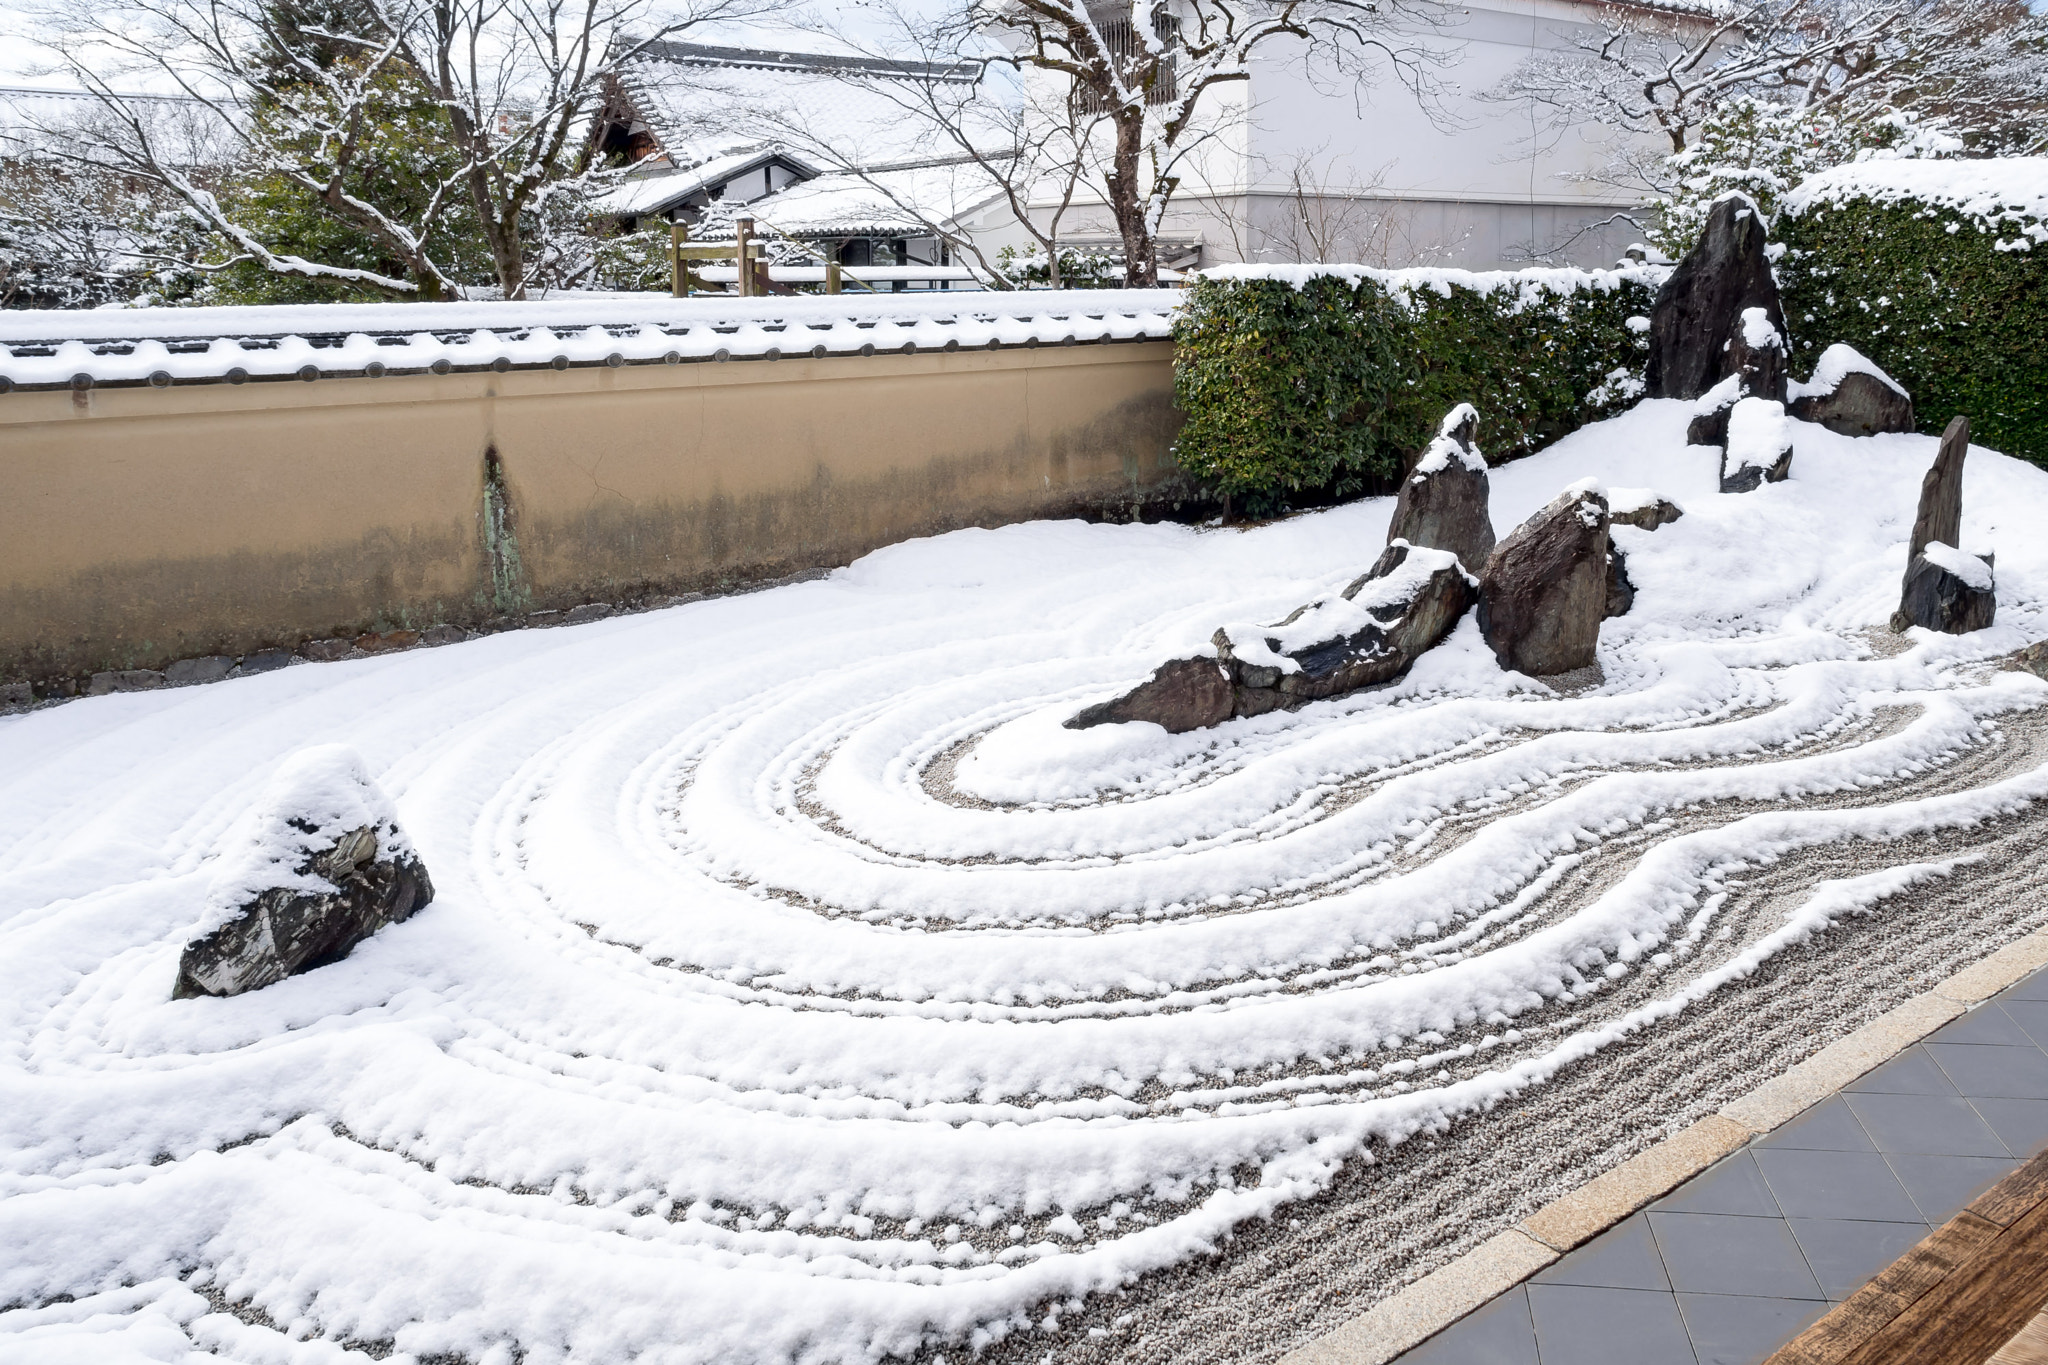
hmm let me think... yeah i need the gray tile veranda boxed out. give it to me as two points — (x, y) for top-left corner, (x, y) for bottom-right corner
(1388, 966), (2048, 1365)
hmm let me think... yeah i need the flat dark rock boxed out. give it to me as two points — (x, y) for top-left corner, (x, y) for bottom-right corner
(1068, 656), (1233, 733)
(1070, 543), (1474, 732)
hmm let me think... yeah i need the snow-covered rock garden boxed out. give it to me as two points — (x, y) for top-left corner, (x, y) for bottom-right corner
(3, 194), (2048, 1365)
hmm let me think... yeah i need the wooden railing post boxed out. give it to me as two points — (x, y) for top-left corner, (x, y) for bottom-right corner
(825, 259), (841, 296)
(735, 217), (754, 299)
(669, 222), (683, 298)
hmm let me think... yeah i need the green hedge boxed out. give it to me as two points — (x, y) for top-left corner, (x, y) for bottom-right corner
(1170, 265), (1663, 512)
(1780, 170), (2048, 470)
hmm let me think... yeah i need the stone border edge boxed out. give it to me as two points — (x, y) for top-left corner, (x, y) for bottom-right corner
(1276, 926), (2048, 1365)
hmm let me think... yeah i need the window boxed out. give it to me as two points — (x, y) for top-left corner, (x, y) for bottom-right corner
(1074, 4), (1178, 113)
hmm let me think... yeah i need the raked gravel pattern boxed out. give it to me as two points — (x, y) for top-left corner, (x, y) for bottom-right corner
(2, 399), (2047, 1365)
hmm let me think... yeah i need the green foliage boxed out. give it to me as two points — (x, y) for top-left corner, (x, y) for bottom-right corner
(992, 244), (1123, 289)
(203, 61), (493, 304)
(1170, 268), (1659, 513)
(1781, 187), (2048, 469)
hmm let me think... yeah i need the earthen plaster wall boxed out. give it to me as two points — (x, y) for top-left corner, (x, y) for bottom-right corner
(0, 341), (1181, 682)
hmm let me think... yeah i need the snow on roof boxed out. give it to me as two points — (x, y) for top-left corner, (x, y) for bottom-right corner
(613, 41), (980, 175)
(1784, 157), (2048, 247)
(738, 163), (1009, 238)
(0, 83), (229, 161)
(585, 147), (819, 219)
(0, 290), (1179, 390)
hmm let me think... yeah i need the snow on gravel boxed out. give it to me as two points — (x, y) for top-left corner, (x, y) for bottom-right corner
(2, 400), (2046, 1365)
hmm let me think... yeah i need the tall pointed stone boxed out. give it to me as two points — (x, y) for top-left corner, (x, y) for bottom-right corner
(1891, 416), (1996, 634)
(1908, 416), (1969, 562)
(1646, 197), (1789, 403)
(1387, 404), (1496, 571)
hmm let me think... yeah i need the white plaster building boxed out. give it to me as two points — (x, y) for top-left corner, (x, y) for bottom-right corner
(1020, 0), (1701, 270)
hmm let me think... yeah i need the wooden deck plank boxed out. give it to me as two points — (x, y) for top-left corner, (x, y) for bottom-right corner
(1837, 1196), (2048, 1365)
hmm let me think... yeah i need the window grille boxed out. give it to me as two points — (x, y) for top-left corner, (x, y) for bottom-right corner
(1073, 5), (1179, 113)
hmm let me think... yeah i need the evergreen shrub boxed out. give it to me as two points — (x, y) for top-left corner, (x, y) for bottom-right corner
(1780, 161), (2048, 469)
(1171, 265), (1662, 513)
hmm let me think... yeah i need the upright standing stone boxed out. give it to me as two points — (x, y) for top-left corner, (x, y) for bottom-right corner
(1892, 416), (1996, 634)
(1908, 416), (1969, 562)
(1646, 197), (1789, 403)
(1478, 483), (1612, 676)
(1386, 404), (1496, 571)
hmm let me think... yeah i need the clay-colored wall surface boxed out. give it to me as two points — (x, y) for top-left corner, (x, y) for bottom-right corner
(0, 342), (1181, 681)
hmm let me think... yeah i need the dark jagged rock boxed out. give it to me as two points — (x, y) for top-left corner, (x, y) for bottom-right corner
(1890, 416), (1995, 634)
(1478, 483), (1611, 676)
(1069, 544), (1474, 732)
(1605, 547), (1636, 619)
(1387, 403), (1496, 571)
(1892, 546), (1996, 634)
(1725, 305), (1790, 404)
(1068, 656), (1233, 733)
(1609, 491), (1684, 531)
(1686, 378), (1740, 448)
(1719, 398), (1795, 493)
(2006, 642), (2048, 681)
(1908, 416), (1969, 561)
(174, 746), (433, 1000)
(1788, 344), (1914, 437)
(1646, 197), (1789, 403)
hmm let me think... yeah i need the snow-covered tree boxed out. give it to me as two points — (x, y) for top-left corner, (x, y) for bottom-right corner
(37, 0), (785, 299)
(986, 0), (1457, 285)
(1649, 97), (1962, 256)
(1499, 0), (2048, 206)
(798, 0), (1454, 287)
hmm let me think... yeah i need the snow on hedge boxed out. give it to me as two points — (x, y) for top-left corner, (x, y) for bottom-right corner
(2, 400), (2047, 1364)
(1784, 157), (2048, 249)
(0, 289), (1180, 389)
(1198, 261), (1670, 312)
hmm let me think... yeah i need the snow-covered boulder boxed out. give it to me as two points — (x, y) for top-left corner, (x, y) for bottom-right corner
(1214, 543), (1475, 716)
(1896, 542), (1996, 635)
(1892, 416), (1996, 634)
(1478, 481), (1611, 677)
(1607, 487), (1685, 531)
(1685, 375), (1743, 448)
(1720, 398), (1794, 493)
(173, 746), (434, 1000)
(1069, 543), (1475, 732)
(1386, 404), (1496, 572)
(1788, 344), (1915, 437)
(1646, 196), (1789, 404)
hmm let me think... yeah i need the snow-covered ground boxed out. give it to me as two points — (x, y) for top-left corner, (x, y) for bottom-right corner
(2, 400), (2046, 1365)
